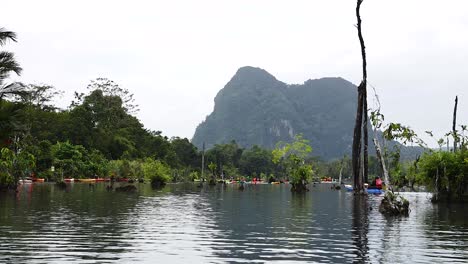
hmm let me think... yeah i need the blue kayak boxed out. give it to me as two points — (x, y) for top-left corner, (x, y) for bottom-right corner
(344, 185), (384, 194)
(367, 188), (384, 194)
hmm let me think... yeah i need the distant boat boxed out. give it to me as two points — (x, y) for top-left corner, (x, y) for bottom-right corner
(78, 179), (96, 183)
(32, 178), (45, 183)
(95, 178), (108, 182)
(19, 179), (33, 184)
(64, 178), (74, 182)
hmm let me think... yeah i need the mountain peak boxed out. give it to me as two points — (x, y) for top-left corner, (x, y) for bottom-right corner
(231, 66), (277, 83)
(193, 67), (362, 159)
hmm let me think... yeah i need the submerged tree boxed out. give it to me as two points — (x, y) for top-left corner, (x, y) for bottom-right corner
(207, 161), (217, 186)
(272, 134), (313, 193)
(352, 0), (368, 193)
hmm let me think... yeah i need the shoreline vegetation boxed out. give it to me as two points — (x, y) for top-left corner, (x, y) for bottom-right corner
(0, 27), (467, 203)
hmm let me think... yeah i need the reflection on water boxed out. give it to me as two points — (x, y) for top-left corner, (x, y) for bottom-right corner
(351, 195), (369, 263)
(0, 183), (467, 263)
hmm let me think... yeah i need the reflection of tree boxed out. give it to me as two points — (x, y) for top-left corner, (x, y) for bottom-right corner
(207, 185), (355, 263)
(351, 195), (369, 263)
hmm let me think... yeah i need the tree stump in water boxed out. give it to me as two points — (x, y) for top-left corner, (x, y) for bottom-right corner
(55, 181), (67, 189)
(290, 183), (309, 193)
(151, 180), (166, 189)
(208, 179), (217, 186)
(115, 185), (137, 192)
(379, 191), (409, 216)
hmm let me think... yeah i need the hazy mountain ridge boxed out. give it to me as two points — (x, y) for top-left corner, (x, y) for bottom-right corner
(192, 66), (420, 160)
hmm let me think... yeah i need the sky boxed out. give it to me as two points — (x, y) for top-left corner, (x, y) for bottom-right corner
(2, 0), (468, 146)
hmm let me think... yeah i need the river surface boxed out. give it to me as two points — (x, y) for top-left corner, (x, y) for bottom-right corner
(0, 182), (467, 263)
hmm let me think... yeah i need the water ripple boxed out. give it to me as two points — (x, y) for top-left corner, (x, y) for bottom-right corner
(0, 184), (467, 263)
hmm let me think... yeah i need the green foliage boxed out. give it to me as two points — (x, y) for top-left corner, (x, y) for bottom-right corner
(169, 137), (199, 169)
(418, 149), (468, 199)
(208, 162), (217, 176)
(142, 158), (171, 188)
(272, 134), (312, 164)
(0, 148), (14, 187)
(189, 171), (199, 181)
(239, 145), (274, 177)
(379, 191), (410, 216)
(108, 159), (135, 179)
(52, 141), (84, 178)
(205, 140), (242, 178)
(272, 134), (313, 185)
(50, 141), (109, 179)
(290, 164), (312, 185)
(129, 160), (144, 179)
(0, 147), (35, 188)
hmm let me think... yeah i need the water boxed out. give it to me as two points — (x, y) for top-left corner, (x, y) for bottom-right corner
(0, 183), (467, 263)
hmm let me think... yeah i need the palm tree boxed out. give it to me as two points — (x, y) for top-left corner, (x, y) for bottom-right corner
(0, 27), (24, 101)
(0, 28), (17, 45)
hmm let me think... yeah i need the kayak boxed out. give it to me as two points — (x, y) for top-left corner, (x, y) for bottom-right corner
(19, 179), (33, 184)
(344, 185), (384, 194)
(95, 178), (108, 182)
(79, 179), (96, 183)
(367, 188), (384, 194)
(33, 178), (45, 182)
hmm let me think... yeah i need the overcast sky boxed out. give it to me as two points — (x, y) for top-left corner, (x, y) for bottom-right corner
(2, 0), (467, 146)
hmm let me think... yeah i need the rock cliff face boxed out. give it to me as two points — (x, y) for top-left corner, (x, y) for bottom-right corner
(192, 66), (362, 160)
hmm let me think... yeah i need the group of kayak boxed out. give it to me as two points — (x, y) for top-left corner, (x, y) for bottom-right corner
(344, 177), (385, 194)
(19, 177), (136, 184)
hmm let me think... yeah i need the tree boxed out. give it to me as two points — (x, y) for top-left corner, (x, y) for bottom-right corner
(0, 147), (35, 189)
(142, 158), (171, 188)
(207, 162), (217, 185)
(205, 140), (243, 178)
(0, 28), (24, 102)
(239, 145), (275, 177)
(170, 137), (199, 168)
(352, 0), (368, 193)
(82, 78), (138, 114)
(452, 96), (458, 152)
(51, 141), (85, 179)
(272, 134), (313, 193)
(8, 84), (63, 148)
(0, 148), (15, 188)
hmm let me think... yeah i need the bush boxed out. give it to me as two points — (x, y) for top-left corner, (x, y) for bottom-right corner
(418, 150), (468, 200)
(142, 158), (171, 188)
(189, 171), (199, 181)
(379, 191), (409, 216)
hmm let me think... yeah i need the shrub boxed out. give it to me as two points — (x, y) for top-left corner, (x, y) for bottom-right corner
(142, 158), (171, 188)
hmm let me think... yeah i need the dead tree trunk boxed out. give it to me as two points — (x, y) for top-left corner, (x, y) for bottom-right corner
(338, 156), (345, 184)
(373, 134), (390, 190)
(363, 89), (369, 185)
(352, 88), (364, 191)
(452, 96), (458, 152)
(352, 0), (368, 192)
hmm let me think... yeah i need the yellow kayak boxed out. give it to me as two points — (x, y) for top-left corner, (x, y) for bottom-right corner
(79, 179), (96, 183)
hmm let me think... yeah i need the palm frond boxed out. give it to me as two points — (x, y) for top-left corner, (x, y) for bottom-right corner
(0, 82), (26, 100)
(0, 51), (22, 78)
(0, 28), (17, 46)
